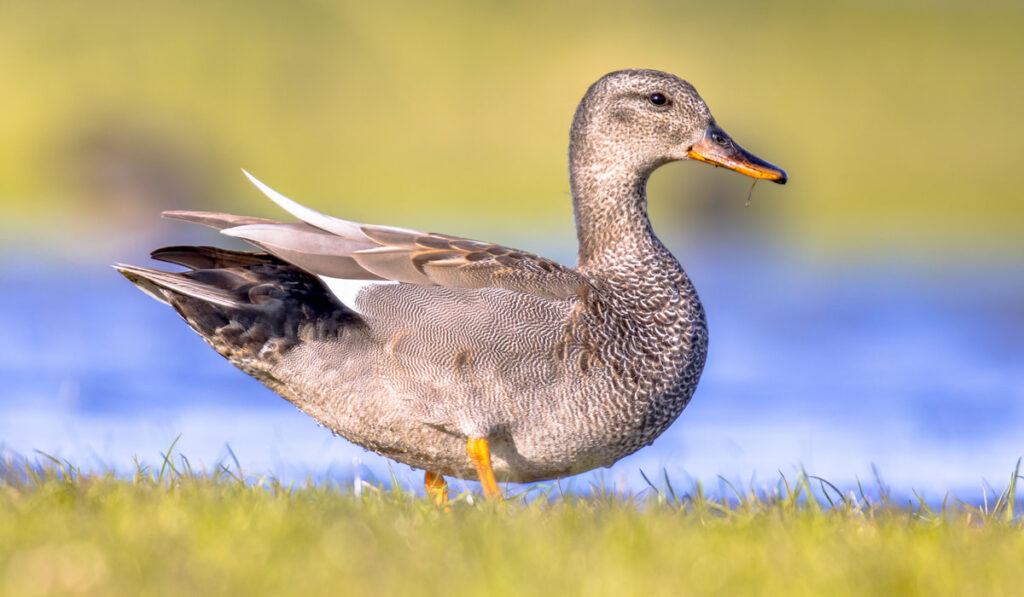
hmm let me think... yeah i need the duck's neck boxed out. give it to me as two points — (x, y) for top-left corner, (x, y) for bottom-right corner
(570, 146), (664, 270)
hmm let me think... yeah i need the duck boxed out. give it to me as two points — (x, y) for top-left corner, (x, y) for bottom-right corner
(117, 69), (786, 502)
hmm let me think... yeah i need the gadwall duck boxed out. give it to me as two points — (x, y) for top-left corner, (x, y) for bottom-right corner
(118, 69), (786, 502)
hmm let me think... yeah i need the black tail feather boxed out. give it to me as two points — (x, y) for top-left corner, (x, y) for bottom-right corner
(151, 245), (284, 270)
(117, 246), (361, 368)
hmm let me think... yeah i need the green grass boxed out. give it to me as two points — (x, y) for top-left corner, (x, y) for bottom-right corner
(1, 452), (1021, 596)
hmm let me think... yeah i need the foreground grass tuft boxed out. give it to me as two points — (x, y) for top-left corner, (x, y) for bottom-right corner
(1, 452), (1021, 597)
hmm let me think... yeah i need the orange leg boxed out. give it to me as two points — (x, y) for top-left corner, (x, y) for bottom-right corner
(424, 471), (449, 506)
(467, 437), (503, 501)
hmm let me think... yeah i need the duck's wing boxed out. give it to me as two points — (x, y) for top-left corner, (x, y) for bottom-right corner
(165, 172), (587, 301)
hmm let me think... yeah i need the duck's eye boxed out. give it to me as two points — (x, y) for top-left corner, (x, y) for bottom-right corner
(649, 93), (667, 106)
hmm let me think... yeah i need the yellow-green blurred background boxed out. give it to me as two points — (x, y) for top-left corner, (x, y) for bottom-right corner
(2, 0), (1022, 261)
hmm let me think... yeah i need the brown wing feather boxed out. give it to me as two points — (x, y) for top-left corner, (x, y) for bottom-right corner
(352, 227), (586, 299)
(162, 178), (587, 299)
(162, 210), (280, 231)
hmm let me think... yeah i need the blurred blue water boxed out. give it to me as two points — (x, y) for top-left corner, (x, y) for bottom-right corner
(1, 249), (1021, 499)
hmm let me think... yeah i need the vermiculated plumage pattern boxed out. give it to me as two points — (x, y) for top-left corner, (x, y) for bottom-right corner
(117, 69), (786, 485)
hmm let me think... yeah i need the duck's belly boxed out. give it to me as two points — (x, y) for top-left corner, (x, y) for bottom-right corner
(270, 336), (699, 483)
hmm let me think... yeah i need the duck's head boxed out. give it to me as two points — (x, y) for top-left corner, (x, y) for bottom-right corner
(570, 69), (787, 184)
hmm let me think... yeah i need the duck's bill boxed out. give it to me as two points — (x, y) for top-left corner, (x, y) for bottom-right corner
(688, 127), (787, 184)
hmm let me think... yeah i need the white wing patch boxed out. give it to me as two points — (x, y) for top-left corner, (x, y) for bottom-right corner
(320, 276), (397, 314)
